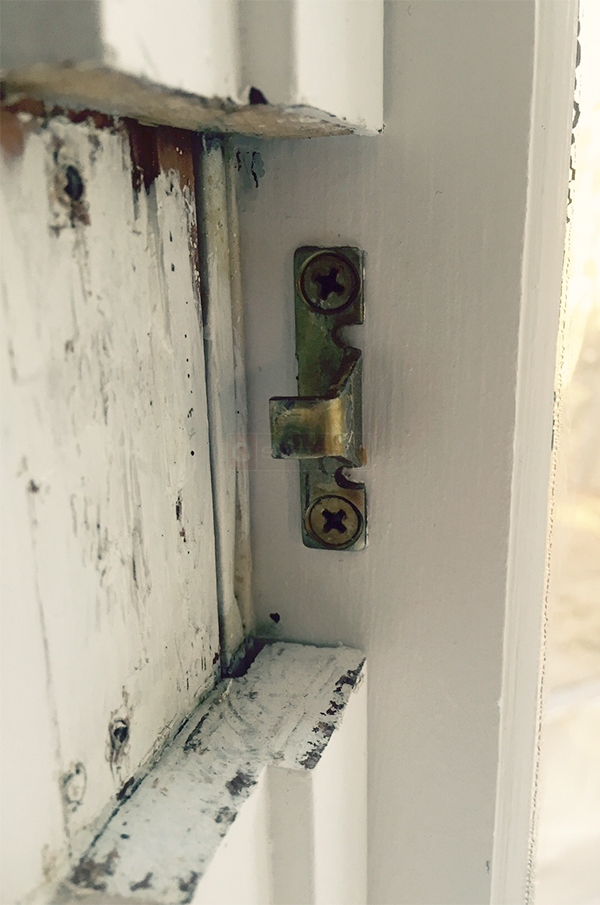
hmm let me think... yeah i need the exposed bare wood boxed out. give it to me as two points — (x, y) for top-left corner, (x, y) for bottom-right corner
(1, 66), (353, 140)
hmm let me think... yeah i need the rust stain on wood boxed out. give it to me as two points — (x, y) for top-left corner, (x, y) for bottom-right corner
(2, 97), (116, 136)
(126, 119), (159, 194)
(0, 109), (25, 158)
(156, 127), (194, 192)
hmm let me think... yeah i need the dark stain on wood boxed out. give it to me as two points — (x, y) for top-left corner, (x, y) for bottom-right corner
(178, 870), (199, 900)
(70, 848), (119, 892)
(67, 108), (114, 130)
(299, 660), (365, 770)
(126, 121), (196, 195)
(333, 662), (364, 694)
(156, 127), (194, 192)
(126, 119), (159, 194)
(183, 711), (210, 753)
(130, 871), (153, 891)
(0, 109), (25, 158)
(299, 720), (336, 770)
(215, 805), (235, 827)
(313, 720), (335, 739)
(225, 770), (256, 796)
(3, 97), (115, 129)
(116, 776), (136, 801)
(1, 95), (46, 118)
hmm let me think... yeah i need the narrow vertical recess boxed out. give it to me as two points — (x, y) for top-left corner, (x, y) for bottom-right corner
(195, 135), (253, 668)
(226, 139), (255, 637)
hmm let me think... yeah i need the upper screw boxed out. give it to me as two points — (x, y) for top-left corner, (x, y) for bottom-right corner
(306, 494), (362, 548)
(298, 250), (360, 312)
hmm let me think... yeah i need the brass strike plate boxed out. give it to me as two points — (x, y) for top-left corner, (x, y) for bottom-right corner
(269, 246), (367, 550)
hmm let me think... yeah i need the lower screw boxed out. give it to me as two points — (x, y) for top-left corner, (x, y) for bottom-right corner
(306, 495), (362, 548)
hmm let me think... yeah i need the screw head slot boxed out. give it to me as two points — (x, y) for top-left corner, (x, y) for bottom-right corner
(299, 251), (360, 312)
(307, 494), (362, 548)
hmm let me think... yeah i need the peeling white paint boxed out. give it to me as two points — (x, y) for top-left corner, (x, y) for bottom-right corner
(0, 115), (220, 902)
(57, 643), (365, 905)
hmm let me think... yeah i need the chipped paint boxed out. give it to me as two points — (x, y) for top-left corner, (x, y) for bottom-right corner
(58, 643), (365, 904)
(0, 113), (221, 900)
(1, 66), (355, 139)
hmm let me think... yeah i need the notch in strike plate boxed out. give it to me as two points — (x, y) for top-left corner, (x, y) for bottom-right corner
(269, 246), (367, 550)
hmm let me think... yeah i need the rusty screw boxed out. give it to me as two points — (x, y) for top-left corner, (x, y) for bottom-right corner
(306, 495), (362, 548)
(299, 250), (360, 313)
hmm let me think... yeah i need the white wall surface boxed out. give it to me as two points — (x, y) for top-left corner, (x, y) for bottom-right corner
(101, 0), (240, 100)
(239, 2), (576, 902)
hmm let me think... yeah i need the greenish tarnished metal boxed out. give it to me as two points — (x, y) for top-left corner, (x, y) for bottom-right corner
(269, 246), (367, 551)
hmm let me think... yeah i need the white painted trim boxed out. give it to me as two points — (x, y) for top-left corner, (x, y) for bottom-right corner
(53, 643), (366, 905)
(199, 677), (367, 905)
(239, 2), (577, 900)
(0, 114), (221, 904)
(491, 2), (578, 902)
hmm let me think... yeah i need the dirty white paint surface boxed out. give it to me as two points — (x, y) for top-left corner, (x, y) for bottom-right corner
(0, 115), (220, 903)
(491, 1), (579, 901)
(197, 139), (247, 662)
(56, 642), (366, 905)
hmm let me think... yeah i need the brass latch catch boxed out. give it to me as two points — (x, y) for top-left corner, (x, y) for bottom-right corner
(269, 246), (367, 550)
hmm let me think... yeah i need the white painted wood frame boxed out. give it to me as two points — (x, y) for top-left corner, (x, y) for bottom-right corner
(491, 2), (580, 901)
(239, 2), (578, 902)
(0, 1), (580, 903)
(54, 644), (367, 905)
(0, 112), (222, 904)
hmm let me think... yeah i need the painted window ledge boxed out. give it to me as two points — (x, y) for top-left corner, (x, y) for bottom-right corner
(55, 643), (367, 905)
(1, 1), (383, 138)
